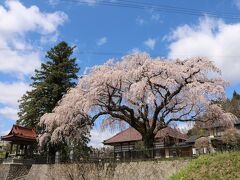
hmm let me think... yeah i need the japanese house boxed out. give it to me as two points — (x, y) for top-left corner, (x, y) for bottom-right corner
(103, 126), (193, 159)
(205, 119), (240, 149)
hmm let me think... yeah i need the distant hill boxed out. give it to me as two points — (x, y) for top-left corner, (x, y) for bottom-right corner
(170, 151), (240, 180)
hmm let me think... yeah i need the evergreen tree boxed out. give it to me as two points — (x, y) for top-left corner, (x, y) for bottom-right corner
(17, 41), (80, 131)
(221, 91), (240, 118)
(230, 91), (240, 118)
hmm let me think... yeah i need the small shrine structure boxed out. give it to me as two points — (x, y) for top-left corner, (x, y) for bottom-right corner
(1, 125), (37, 159)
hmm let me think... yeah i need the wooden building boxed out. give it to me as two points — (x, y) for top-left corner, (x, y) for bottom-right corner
(103, 120), (240, 159)
(206, 119), (240, 149)
(1, 125), (37, 158)
(103, 126), (194, 159)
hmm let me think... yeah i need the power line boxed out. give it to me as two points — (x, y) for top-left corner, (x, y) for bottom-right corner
(2, 47), (240, 58)
(119, 0), (239, 16)
(79, 50), (124, 56)
(0, 47), (41, 51)
(56, 0), (240, 20)
(78, 50), (240, 58)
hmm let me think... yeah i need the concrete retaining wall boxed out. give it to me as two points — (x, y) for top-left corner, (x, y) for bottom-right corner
(0, 164), (31, 180)
(0, 160), (189, 180)
(0, 164), (10, 180)
(25, 160), (189, 180)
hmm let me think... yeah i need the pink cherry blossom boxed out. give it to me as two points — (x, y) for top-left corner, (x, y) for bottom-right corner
(39, 53), (236, 146)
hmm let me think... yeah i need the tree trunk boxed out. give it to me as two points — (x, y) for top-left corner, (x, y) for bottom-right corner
(142, 132), (155, 158)
(142, 132), (155, 149)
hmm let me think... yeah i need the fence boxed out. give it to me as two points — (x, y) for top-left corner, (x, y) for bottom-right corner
(31, 147), (194, 164)
(2, 158), (34, 165)
(36, 147), (240, 164)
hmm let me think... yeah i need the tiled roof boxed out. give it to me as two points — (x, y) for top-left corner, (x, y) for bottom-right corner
(235, 119), (240, 125)
(103, 126), (188, 145)
(1, 125), (36, 142)
(185, 135), (200, 144)
(202, 118), (240, 128)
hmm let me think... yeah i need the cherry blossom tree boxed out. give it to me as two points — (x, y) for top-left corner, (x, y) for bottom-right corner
(196, 104), (236, 129)
(39, 53), (236, 148)
(222, 128), (240, 147)
(194, 137), (209, 149)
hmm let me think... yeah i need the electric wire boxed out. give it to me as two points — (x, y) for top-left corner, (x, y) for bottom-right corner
(56, 0), (240, 20)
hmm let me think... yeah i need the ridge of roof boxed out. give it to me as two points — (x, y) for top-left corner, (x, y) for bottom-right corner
(1, 124), (37, 141)
(103, 127), (132, 143)
(13, 124), (35, 130)
(235, 119), (240, 124)
(103, 126), (188, 145)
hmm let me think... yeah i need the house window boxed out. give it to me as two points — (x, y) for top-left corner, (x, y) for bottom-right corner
(114, 144), (121, 152)
(211, 127), (222, 137)
(214, 127), (224, 136)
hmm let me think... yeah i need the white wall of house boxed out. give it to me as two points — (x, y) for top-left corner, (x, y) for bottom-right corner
(192, 148), (196, 155)
(165, 149), (169, 158)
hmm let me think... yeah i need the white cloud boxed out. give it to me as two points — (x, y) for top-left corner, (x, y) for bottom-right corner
(89, 127), (119, 148)
(0, 82), (30, 107)
(144, 38), (157, 50)
(0, 1), (67, 134)
(234, 0), (240, 10)
(151, 14), (162, 23)
(0, 50), (41, 76)
(0, 0), (67, 76)
(80, 0), (116, 6)
(49, 0), (60, 6)
(177, 122), (194, 134)
(0, 107), (18, 120)
(96, 37), (107, 46)
(0, 129), (11, 136)
(136, 16), (145, 25)
(129, 48), (142, 54)
(81, 0), (98, 5)
(0, 81), (29, 122)
(40, 32), (60, 44)
(0, 1), (67, 35)
(136, 13), (162, 26)
(49, 0), (100, 6)
(167, 16), (240, 84)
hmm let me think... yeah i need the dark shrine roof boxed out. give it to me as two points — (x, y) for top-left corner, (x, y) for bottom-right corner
(1, 125), (37, 142)
(103, 126), (188, 145)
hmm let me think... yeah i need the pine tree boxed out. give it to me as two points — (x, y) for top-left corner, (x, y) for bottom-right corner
(212, 91), (240, 119)
(230, 91), (240, 118)
(17, 41), (80, 131)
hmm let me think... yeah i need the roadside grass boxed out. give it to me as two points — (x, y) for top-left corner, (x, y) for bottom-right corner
(170, 151), (240, 180)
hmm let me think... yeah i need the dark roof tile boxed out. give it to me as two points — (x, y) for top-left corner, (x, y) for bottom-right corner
(1, 125), (36, 141)
(103, 126), (188, 145)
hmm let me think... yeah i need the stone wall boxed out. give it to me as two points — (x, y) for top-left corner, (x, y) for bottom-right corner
(0, 164), (31, 180)
(0, 160), (189, 180)
(25, 160), (189, 180)
(0, 164), (10, 180)
(7, 164), (32, 180)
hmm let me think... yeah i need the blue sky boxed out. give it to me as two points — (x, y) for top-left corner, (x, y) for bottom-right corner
(1, 0), (240, 147)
